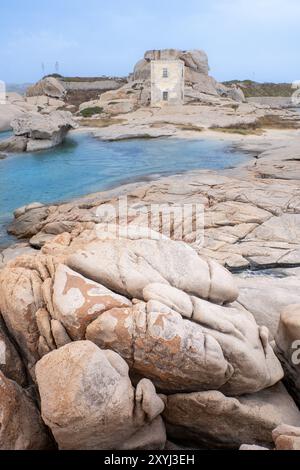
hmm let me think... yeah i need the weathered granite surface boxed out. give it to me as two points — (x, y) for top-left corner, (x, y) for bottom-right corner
(1, 94), (300, 450)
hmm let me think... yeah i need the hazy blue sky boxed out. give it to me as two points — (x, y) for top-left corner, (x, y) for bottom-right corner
(0, 0), (299, 84)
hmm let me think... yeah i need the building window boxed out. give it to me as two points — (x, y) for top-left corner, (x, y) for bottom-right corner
(163, 91), (169, 101)
(162, 68), (168, 78)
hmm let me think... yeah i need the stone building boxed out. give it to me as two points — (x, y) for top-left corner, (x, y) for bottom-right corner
(151, 60), (185, 106)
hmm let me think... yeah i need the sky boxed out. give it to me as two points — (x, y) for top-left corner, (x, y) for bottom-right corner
(0, 0), (299, 84)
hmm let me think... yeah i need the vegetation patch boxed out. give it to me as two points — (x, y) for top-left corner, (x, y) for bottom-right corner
(223, 80), (294, 98)
(150, 122), (204, 132)
(44, 74), (126, 83)
(175, 124), (204, 132)
(256, 114), (300, 129)
(210, 126), (263, 135)
(79, 118), (126, 128)
(80, 107), (104, 118)
(211, 114), (300, 134)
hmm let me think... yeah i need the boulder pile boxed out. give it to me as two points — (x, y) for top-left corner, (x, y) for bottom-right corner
(0, 227), (299, 449)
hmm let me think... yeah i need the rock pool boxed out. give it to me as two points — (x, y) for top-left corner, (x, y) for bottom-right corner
(0, 131), (249, 246)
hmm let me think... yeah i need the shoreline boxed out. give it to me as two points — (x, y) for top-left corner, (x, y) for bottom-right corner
(1, 126), (300, 269)
(0, 129), (256, 250)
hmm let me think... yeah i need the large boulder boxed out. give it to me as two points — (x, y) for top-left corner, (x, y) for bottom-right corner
(8, 204), (49, 238)
(163, 382), (300, 449)
(35, 341), (166, 450)
(52, 264), (132, 340)
(0, 243), (37, 271)
(216, 83), (246, 102)
(86, 300), (231, 393)
(0, 103), (25, 132)
(0, 235), (282, 395)
(272, 424), (300, 450)
(130, 48), (244, 103)
(236, 274), (300, 338)
(0, 110), (77, 152)
(67, 238), (239, 304)
(26, 77), (66, 100)
(0, 371), (51, 450)
(12, 110), (77, 150)
(86, 295), (283, 395)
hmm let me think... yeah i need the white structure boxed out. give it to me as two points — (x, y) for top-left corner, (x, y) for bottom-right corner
(151, 60), (184, 106)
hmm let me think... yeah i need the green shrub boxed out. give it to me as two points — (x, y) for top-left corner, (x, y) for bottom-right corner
(80, 106), (103, 118)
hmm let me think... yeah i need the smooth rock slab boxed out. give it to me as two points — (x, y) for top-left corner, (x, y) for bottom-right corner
(67, 238), (238, 304)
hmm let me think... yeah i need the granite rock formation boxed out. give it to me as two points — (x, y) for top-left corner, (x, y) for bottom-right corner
(0, 111), (77, 152)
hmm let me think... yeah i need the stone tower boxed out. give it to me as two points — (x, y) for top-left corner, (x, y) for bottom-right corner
(151, 60), (185, 106)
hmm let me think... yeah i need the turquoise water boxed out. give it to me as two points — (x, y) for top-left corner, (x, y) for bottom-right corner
(0, 131), (249, 247)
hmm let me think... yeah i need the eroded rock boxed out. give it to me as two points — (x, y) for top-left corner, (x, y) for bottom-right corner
(35, 341), (166, 450)
(52, 264), (132, 339)
(0, 316), (27, 386)
(0, 266), (43, 370)
(0, 111), (77, 153)
(67, 238), (239, 304)
(163, 382), (300, 449)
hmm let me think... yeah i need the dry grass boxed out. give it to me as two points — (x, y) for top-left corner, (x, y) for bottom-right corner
(79, 118), (127, 128)
(150, 121), (204, 132)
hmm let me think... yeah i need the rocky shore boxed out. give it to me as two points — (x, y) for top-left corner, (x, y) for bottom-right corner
(1, 47), (300, 451)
